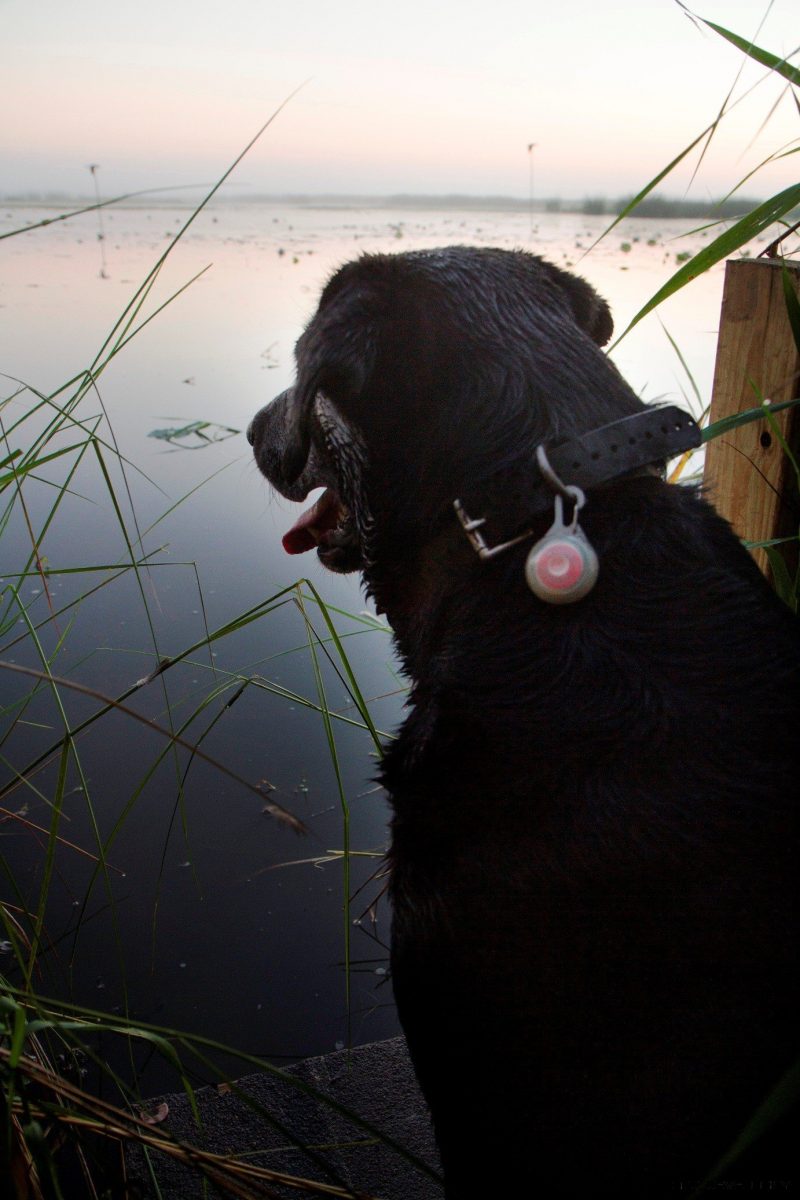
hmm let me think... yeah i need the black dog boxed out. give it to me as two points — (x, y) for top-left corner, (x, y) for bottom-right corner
(249, 247), (798, 1198)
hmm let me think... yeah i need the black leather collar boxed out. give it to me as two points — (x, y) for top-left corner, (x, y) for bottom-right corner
(538, 404), (701, 493)
(454, 405), (702, 567)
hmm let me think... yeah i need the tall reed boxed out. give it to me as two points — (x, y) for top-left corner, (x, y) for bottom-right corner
(1, 10), (798, 1197)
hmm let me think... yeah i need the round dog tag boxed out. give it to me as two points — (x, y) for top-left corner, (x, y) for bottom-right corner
(524, 490), (599, 603)
(525, 531), (598, 603)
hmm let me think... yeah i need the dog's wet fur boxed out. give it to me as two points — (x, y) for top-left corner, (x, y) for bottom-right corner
(249, 247), (798, 1197)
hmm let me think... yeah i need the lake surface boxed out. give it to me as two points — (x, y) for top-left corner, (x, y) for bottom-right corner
(0, 197), (754, 1093)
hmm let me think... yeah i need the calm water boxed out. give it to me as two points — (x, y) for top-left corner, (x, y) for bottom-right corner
(0, 198), (748, 1092)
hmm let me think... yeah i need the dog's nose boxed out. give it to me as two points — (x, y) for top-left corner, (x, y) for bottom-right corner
(247, 408), (267, 446)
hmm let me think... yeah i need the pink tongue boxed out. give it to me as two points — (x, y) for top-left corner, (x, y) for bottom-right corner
(282, 489), (342, 555)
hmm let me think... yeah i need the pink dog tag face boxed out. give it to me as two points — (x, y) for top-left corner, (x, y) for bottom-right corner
(524, 494), (599, 604)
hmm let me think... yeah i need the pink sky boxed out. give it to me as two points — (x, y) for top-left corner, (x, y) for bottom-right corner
(3, 0), (798, 200)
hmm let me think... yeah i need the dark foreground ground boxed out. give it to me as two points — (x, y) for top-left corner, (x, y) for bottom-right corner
(125, 1036), (443, 1199)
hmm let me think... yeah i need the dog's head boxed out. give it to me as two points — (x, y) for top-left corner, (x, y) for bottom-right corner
(249, 246), (645, 611)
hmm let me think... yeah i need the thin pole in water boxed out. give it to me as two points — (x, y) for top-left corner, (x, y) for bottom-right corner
(87, 163), (108, 279)
(527, 142), (537, 239)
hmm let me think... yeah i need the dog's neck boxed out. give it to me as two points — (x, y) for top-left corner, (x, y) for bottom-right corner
(370, 407), (703, 685)
(373, 471), (659, 693)
(453, 404), (701, 564)
(367, 522), (473, 669)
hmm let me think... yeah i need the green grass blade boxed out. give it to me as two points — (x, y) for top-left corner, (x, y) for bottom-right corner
(699, 19), (800, 87)
(301, 582), (387, 757)
(690, 1058), (800, 1197)
(762, 547), (797, 611)
(294, 588), (352, 1043)
(702, 396), (800, 442)
(4, 986), (445, 1187)
(716, 144), (800, 209)
(659, 321), (705, 413)
(0, 660), (303, 830)
(0, 184), (215, 242)
(612, 184), (800, 344)
(584, 124), (714, 254)
(87, 85), (307, 379)
(0, 441), (92, 492)
(0, 590), (300, 801)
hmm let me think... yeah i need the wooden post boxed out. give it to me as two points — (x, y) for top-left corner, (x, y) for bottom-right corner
(703, 257), (800, 577)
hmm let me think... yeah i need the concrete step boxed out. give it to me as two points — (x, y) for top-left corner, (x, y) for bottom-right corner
(125, 1036), (443, 1199)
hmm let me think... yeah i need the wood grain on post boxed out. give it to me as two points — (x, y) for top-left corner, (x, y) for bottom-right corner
(704, 257), (800, 576)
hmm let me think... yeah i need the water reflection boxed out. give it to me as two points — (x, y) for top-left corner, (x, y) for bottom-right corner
(1, 199), (736, 1091)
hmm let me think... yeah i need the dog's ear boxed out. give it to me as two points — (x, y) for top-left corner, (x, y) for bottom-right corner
(282, 304), (376, 483)
(539, 260), (614, 347)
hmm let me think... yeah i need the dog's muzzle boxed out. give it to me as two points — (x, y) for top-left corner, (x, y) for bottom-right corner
(249, 391), (365, 573)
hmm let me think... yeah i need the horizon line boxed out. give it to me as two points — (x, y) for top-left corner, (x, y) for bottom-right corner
(1, 189), (766, 213)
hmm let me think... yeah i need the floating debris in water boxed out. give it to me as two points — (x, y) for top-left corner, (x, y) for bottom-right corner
(261, 342), (279, 369)
(148, 419), (240, 450)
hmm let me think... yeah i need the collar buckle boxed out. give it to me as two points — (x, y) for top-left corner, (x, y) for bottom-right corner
(453, 499), (534, 560)
(453, 404), (702, 602)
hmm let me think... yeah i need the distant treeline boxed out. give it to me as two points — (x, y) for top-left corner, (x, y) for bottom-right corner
(373, 193), (766, 219)
(262, 192), (780, 219)
(566, 194), (765, 219)
(270, 193), (768, 218)
(2, 190), (782, 221)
